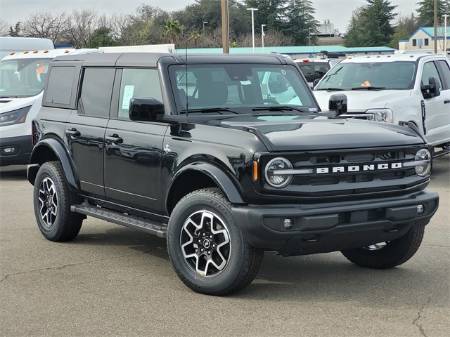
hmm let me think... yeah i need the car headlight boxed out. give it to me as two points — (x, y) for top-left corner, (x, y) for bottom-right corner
(414, 149), (432, 177)
(0, 106), (31, 127)
(264, 157), (293, 188)
(366, 108), (393, 123)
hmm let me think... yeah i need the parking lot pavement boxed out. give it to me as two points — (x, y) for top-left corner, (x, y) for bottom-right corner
(0, 157), (449, 337)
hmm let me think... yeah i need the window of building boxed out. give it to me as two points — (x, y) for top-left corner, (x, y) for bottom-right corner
(412, 39), (417, 47)
(79, 68), (115, 118)
(424, 38), (429, 46)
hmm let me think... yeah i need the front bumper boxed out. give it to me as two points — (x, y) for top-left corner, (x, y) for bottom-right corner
(232, 190), (439, 256)
(0, 135), (33, 166)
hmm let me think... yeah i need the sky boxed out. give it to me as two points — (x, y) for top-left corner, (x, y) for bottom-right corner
(1, 0), (418, 32)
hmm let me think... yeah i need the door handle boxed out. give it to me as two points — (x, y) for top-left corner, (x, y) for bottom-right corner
(65, 128), (80, 137)
(106, 134), (123, 144)
(444, 100), (450, 104)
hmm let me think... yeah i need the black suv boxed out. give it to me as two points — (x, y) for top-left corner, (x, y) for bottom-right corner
(28, 52), (439, 295)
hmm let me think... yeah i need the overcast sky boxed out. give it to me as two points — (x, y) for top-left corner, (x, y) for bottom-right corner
(1, 0), (417, 32)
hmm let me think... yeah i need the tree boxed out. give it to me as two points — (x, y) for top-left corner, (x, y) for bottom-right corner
(163, 19), (183, 44)
(9, 22), (22, 37)
(345, 0), (397, 47)
(22, 12), (68, 42)
(88, 27), (117, 48)
(417, 0), (450, 27)
(284, 0), (319, 45)
(65, 10), (98, 48)
(0, 20), (9, 36)
(390, 14), (418, 48)
(244, 0), (287, 33)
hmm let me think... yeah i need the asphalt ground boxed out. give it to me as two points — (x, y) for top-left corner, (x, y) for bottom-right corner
(0, 156), (449, 337)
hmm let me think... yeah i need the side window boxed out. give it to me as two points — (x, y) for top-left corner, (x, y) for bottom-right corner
(421, 62), (442, 88)
(436, 60), (450, 90)
(44, 66), (76, 107)
(79, 67), (115, 118)
(118, 68), (162, 120)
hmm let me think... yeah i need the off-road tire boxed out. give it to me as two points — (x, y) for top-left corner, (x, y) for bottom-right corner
(167, 188), (263, 296)
(341, 224), (425, 269)
(33, 161), (83, 242)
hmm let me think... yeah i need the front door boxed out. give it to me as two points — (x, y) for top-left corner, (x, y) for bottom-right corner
(104, 68), (168, 213)
(422, 61), (447, 144)
(66, 67), (115, 197)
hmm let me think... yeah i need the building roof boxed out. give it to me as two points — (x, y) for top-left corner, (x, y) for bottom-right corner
(176, 45), (395, 56)
(416, 27), (450, 39)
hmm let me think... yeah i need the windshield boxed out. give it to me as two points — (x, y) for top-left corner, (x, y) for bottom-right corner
(169, 64), (317, 113)
(316, 61), (416, 91)
(297, 62), (330, 83)
(0, 58), (50, 98)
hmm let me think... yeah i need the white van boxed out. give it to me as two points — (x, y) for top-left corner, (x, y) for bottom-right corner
(0, 37), (54, 60)
(0, 49), (87, 166)
(314, 54), (450, 155)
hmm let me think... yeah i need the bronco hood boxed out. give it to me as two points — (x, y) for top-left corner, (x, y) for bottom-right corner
(217, 114), (423, 151)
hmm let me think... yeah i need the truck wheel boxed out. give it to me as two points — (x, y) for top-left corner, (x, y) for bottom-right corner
(33, 161), (83, 242)
(167, 188), (263, 296)
(341, 224), (425, 269)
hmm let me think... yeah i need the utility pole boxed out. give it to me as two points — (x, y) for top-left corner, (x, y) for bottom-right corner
(247, 8), (258, 52)
(444, 14), (449, 54)
(221, 0), (229, 54)
(261, 24), (266, 48)
(434, 0), (438, 54)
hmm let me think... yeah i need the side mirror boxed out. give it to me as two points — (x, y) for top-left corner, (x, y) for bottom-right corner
(422, 77), (441, 99)
(329, 94), (348, 115)
(313, 78), (321, 88)
(129, 98), (164, 122)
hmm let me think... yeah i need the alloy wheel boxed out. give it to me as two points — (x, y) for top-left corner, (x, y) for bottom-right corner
(38, 177), (58, 229)
(180, 210), (231, 277)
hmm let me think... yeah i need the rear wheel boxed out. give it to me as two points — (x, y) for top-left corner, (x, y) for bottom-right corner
(167, 188), (263, 295)
(33, 161), (83, 242)
(341, 224), (425, 269)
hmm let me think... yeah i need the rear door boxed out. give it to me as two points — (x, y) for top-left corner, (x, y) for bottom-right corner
(104, 67), (168, 213)
(66, 67), (115, 197)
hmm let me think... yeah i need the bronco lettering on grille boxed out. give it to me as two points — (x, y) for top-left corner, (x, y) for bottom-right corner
(316, 162), (403, 174)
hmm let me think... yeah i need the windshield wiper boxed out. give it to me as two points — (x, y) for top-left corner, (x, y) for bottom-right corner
(351, 86), (386, 91)
(252, 106), (312, 113)
(315, 88), (345, 91)
(180, 107), (238, 114)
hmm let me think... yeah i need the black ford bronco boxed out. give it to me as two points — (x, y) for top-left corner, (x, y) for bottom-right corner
(28, 52), (439, 295)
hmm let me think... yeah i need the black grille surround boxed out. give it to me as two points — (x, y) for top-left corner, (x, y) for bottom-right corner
(257, 145), (429, 202)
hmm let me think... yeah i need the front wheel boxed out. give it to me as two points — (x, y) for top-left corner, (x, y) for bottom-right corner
(341, 224), (425, 269)
(167, 188), (263, 296)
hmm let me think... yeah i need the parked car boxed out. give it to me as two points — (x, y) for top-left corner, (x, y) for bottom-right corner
(314, 54), (450, 156)
(28, 53), (438, 295)
(295, 58), (339, 88)
(0, 37), (54, 60)
(0, 49), (90, 166)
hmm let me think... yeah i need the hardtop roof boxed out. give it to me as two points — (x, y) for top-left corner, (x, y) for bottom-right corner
(52, 52), (292, 67)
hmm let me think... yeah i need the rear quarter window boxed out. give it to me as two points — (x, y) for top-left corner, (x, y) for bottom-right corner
(436, 60), (450, 90)
(44, 66), (77, 108)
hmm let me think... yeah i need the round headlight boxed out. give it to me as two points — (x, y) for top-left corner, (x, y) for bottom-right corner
(265, 157), (293, 188)
(415, 149), (431, 176)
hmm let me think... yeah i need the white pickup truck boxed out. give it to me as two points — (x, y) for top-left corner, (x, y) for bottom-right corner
(314, 54), (450, 156)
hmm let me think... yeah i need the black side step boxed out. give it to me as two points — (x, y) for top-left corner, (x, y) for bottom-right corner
(71, 203), (167, 238)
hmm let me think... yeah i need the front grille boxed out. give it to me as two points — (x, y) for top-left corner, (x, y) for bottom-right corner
(261, 146), (427, 199)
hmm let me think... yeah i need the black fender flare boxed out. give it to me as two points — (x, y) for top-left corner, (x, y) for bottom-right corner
(166, 162), (245, 209)
(28, 138), (78, 189)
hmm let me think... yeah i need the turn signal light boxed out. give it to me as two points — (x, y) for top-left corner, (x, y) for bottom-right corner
(252, 160), (259, 182)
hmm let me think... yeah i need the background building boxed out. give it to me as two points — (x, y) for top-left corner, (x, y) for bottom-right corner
(399, 27), (450, 53)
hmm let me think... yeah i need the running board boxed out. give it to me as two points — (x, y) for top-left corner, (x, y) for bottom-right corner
(70, 203), (167, 238)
